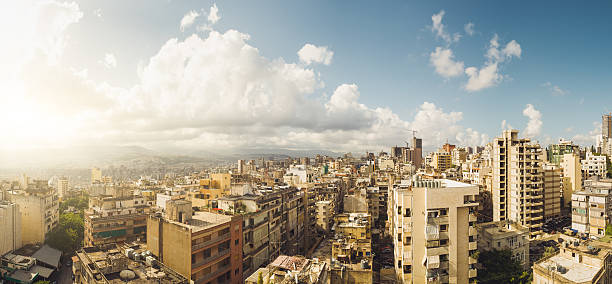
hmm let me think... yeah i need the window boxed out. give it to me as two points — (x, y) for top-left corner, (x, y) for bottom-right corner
(440, 224), (448, 232)
(405, 237), (411, 245)
(440, 254), (448, 261)
(440, 239), (448, 246)
(235, 239), (239, 246)
(403, 265), (412, 273)
(397, 260), (402, 268)
(398, 233), (402, 241)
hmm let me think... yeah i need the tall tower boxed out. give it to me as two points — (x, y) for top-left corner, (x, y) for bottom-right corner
(492, 130), (544, 239)
(603, 113), (612, 139)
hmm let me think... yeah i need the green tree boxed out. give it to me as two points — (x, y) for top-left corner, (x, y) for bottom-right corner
(542, 246), (557, 259)
(477, 249), (530, 284)
(33, 281), (51, 284)
(45, 212), (84, 253)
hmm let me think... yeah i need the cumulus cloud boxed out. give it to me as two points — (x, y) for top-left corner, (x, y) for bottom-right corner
(464, 22), (475, 36)
(208, 3), (220, 24)
(1, 2), (489, 153)
(501, 120), (513, 131)
(522, 104), (542, 138)
(431, 10), (460, 44)
(180, 10), (199, 31)
(100, 53), (117, 69)
(572, 122), (600, 146)
(93, 8), (102, 18)
(464, 34), (521, 92)
(298, 44), (334, 66)
(542, 82), (569, 96)
(430, 47), (464, 78)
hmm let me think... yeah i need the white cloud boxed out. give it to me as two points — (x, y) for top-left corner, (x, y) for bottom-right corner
(464, 34), (521, 92)
(180, 10), (199, 31)
(298, 44), (334, 66)
(522, 104), (542, 138)
(501, 120), (513, 131)
(430, 47), (464, 78)
(208, 3), (220, 24)
(431, 10), (460, 44)
(542, 82), (568, 96)
(464, 22), (475, 36)
(572, 122), (600, 146)
(100, 53), (117, 69)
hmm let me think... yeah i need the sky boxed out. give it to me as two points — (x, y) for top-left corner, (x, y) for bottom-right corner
(1, 0), (610, 154)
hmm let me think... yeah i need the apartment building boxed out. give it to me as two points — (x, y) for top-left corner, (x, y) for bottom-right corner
(533, 236), (612, 283)
(57, 177), (68, 199)
(390, 178), (478, 283)
(561, 153), (582, 207)
(245, 255), (328, 284)
(73, 243), (188, 284)
(147, 200), (243, 284)
(492, 130), (544, 238)
(543, 164), (562, 220)
(215, 192), (283, 279)
(476, 221), (530, 270)
(330, 213), (373, 284)
(582, 152), (608, 178)
(84, 195), (149, 246)
(8, 181), (59, 245)
(0, 201), (21, 255)
(547, 139), (579, 165)
(571, 178), (612, 237)
(433, 151), (452, 171)
(315, 200), (333, 232)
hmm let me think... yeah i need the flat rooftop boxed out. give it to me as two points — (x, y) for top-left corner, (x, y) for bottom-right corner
(165, 211), (233, 232)
(537, 254), (601, 283)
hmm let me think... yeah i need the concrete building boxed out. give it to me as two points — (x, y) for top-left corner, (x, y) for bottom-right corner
(561, 153), (582, 208)
(315, 200), (333, 232)
(245, 255), (328, 284)
(475, 221), (530, 270)
(390, 178), (478, 283)
(8, 182), (59, 245)
(571, 178), (612, 237)
(543, 164), (562, 220)
(147, 200), (243, 284)
(433, 151), (452, 171)
(237, 160), (245, 174)
(73, 243), (188, 284)
(91, 167), (102, 184)
(84, 195), (149, 246)
(390, 137), (423, 168)
(582, 152), (608, 178)
(533, 236), (612, 283)
(547, 139), (579, 165)
(0, 201), (21, 256)
(56, 177), (68, 199)
(492, 130), (544, 238)
(330, 213), (373, 284)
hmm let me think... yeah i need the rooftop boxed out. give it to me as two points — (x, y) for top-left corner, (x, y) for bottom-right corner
(537, 254), (601, 283)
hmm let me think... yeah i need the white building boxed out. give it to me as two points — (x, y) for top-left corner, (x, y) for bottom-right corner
(9, 185), (59, 245)
(0, 201), (21, 255)
(582, 152), (607, 178)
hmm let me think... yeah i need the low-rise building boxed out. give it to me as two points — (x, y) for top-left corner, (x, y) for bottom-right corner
(476, 221), (530, 270)
(73, 243), (188, 283)
(582, 152), (608, 178)
(245, 255), (328, 284)
(571, 178), (612, 237)
(84, 195), (149, 246)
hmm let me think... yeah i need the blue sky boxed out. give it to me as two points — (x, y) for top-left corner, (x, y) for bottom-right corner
(1, 0), (610, 152)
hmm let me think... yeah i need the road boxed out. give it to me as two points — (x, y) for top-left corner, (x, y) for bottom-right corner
(56, 258), (73, 284)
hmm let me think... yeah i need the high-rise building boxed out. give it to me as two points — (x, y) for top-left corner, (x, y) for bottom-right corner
(57, 176), (68, 199)
(390, 178), (478, 283)
(543, 164), (562, 220)
(547, 139), (579, 165)
(237, 160), (245, 174)
(91, 167), (102, 184)
(433, 151), (452, 171)
(560, 153), (582, 208)
(0, 201), (21, 255)
(390, 137), (423, 168)
(603, 113), (612, 139)
(492, 130), (544, 238)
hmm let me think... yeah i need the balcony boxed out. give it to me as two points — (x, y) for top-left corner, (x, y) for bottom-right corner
(191, 248), (230, 269)
(194, 263), (231, 284)
(469, 268), (477, 278)
(468, 214), (477, 222)
(468, 241), (477, 250)
(192, 232), (231, 251)
(468, 227), (476, 236)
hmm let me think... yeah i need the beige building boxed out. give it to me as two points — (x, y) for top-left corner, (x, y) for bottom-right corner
(91, 167), (102, 184)
(561, 153), (582, 208)
(0, 201), (21, 255)
(433, 151), (452, 171)
(147, 200), (243, 284)
(582, 152), (608, 178)
(390, 178), (478, 283)
(9, 182), (59, 245)
(543, 164), (562, 220)
(492, 130), (544, 238)
(571, 178), (612, 237)
(533, 236), (612, 283)
(57, 177), (68, 199)
(245, 255), (328, 284)
(315, 200), (333, 232)
(476, 221), (530, 270)
(84, 195), (149, 246)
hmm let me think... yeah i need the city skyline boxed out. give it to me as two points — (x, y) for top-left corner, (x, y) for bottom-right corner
(2, 1), (611, 157)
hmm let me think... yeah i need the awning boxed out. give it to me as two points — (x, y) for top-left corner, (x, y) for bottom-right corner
(32, 245), (62, 269)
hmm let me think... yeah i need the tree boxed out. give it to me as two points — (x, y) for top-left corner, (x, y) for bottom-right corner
(45, 212), (84, 253)
(477, 249), (530, 284)
(606, 224), (612, 236)
(33, 281), (51, 284)
(542, 246), (557, 259)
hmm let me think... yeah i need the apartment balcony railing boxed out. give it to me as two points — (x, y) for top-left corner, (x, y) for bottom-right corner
(191, 248), (230, 269)
(192, 232), (231, 251)
(194, 263), (230, 284)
